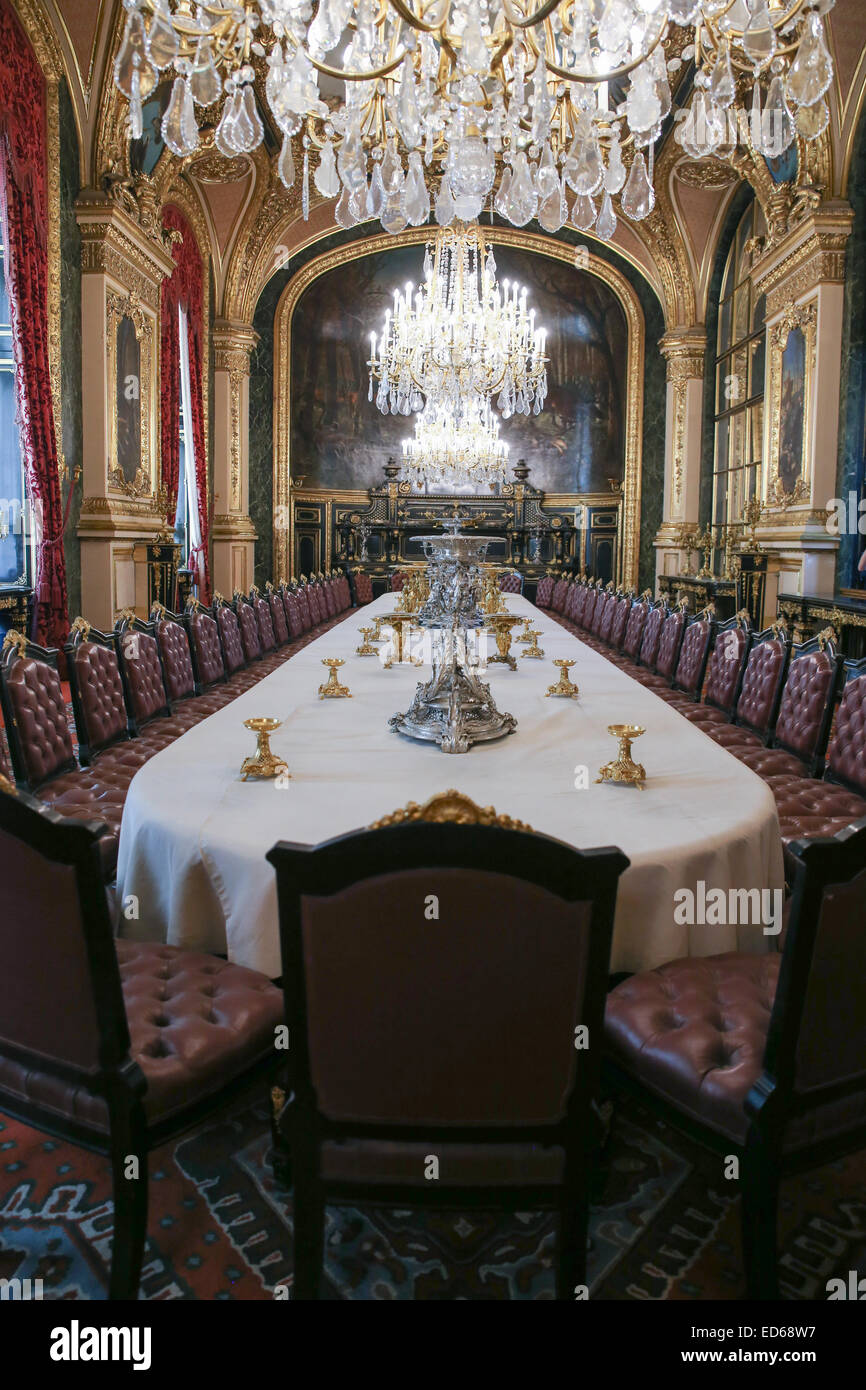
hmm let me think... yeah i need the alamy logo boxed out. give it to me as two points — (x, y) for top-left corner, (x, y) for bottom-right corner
(49, 1321), (152, 1371)
(674, 882), (783, 936)
(826, 1271), (866, 1300)
(0, 1277), (43, 1300)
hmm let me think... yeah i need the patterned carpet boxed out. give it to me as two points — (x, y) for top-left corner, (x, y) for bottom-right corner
(1, 1091), (864, 1300)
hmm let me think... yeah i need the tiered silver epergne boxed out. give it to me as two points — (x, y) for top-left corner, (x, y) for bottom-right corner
(389, 517), (517, 754)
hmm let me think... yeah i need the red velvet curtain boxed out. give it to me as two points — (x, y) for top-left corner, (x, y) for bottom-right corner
(0, 0), (68, 647)
(160, 204), (210, 602)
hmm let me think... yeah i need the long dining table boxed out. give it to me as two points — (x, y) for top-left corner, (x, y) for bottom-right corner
(115, 592), (785, 978)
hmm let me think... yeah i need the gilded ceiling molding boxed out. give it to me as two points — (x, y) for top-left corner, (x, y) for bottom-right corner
(271, 229), (645, 590)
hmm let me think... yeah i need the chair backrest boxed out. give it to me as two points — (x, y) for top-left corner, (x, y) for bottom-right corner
(154, 612), (196, 702)
(499, 571), (524, 595)
(653, 607), (686, 679)
(825, 661), (866, 797)
(267, 586), (290, 645)
(390, 571), (408, 593)
(773, 634), (842, 773)
(296, 583), (314, 630)
(572, 581), (590, 628)
(551, 578), (569, 613)
(609, 595), (631, 651)
(0, 632), (77, 790)
(672, 614), (714, 696)
(0, 782), (133, 1092)
(563, 580), (580, 621)
(283, 587), (304, 639)
(733, 626), (791, 738)
(589, 587), (611, 636)
(267, 795), (628, 1138)
(758, 821), (866, 1141)
(65, 620), (130, 763)
(702, 619), (751, 713)
(186, 604), (227, 690)
(337, 574), (351, 611)
(322, 577), (338, 618)
(236, 597), (263, 662)
(213, 600), (245, 675)
(637, 603), (665, 667)
(621, 596), (649, 658)
(598, 590), (618, 644)
(535, 575), (555, 608)
(251, 592), (277, 652)
(306, 582), (324, 627)
(352, 571), (374, 606)
(114, 615), (171, 730)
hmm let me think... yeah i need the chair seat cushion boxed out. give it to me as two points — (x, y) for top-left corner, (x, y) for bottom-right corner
(605, 953), (780, 1144)
(766, 774), (866, 843)
(733, 746), (810, 780)
(0, 943), (283, 1136)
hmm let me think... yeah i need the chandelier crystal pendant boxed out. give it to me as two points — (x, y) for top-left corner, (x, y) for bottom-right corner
(368, 222), (547, 421)
(115, 2), (835, 242)
(402, 399), (510, 491)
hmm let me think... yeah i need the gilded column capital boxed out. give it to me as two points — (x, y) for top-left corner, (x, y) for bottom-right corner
(213, 320), (259, 374)
(751, 201), (854, 318)
(659, 328), (708, 383)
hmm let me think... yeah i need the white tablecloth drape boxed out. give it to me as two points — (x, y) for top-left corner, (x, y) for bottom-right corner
(116, 594), (784, 978)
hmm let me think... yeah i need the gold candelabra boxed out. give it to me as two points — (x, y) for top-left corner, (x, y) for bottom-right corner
(240, 718), (288, 782)
(596, 725), (647, 790)
(546, 660), (580, 700)
(318, 658), (352, 699)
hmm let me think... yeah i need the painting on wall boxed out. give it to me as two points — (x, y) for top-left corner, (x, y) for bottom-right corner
(769, 302), (815, 506)
(106, 289), (155, 499)
(778, 325), (806, 495)
(288, 242), (628, 496)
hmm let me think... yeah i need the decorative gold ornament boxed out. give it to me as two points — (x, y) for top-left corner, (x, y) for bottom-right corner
(369, 789), (534, 833)
(486, 614), (521, 671)
(319, 658), (352, 699)
(240, 718), (288, 782)
(546, 660), (580, 699)
(356, 627), (379, 656)
(596, 725), (647, 790)
(521, 630), (545, 660)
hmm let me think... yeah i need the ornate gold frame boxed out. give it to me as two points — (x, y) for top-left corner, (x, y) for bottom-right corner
(272, 228), (645, 589)
(766, 300), (817, 510)
(106, 288), (156, 499)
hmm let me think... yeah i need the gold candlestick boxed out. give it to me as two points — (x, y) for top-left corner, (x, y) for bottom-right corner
(596, 725), (646, 790)
(696, 526), (715, 580)
(319, 658), (352, 699)
(356, 626), (379, 656)
(487, 613), (521, 670)
(240, 718), (289, 781)
(546, 659), (579, 699)
(521, 629), (545, 659)
(516, 617), (535, 644)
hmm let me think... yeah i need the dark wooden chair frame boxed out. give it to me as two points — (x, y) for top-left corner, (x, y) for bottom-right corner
(817, 654), (866, 798)
(0, 784), (280, 1300)
(726, 623), (793, 743)
(764, 633), (845, 779)
(113, 612), (174, 738)
(65, 622), (137, 766)
(666, 610), (716, 701)
(604, 817), (866, 1300)
(267, 821), (629, 1301)
(183, 597), (229, 695)
(696, 615), (754, 718)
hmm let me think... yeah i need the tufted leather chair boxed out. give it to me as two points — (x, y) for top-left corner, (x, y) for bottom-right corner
(608, 595), (632, 653)
(581, 585), (600, 633)
(499, 570), (524, 594)
(266, 585), (291, 646)
(598, 591), (619, 645)
(703, 627), (791, 753)
(153, 612), (195, 702)
(0, 783), (285, 1301)
(824, 664), (866, 798)
(296, 582), (314, 632)
(352, 571), (374, 607)
(608, 596), (650, 666)
(114, 616), (174, 735)
(640, 608), (687, 689)
(236, 597), (263, 663)
(186, 603), (228, 693)
(283, 586), (304, 640)
(635, 603), (665, 669)
(390, 571), (409, 592)
(605, 818), (866, 1299)
(561, 579), (580, 626)
(535, 575), (555, 608)
(657, 614), (714, 702)
(65, 622), (134, 764)
(731, 640), (843, 783)
(252, 591), (277, 653)
(572, 581), (591, 629)
(267, 810), (629, 1299)
(306, 581), (324, 628)
(551, 578), (570, 614)
(0, 633), (78, 790)
(322, 576), (338, 618)
(674, 618), (751, 726)
(214, 599), (247, 677)
(337, 574), (352, 611)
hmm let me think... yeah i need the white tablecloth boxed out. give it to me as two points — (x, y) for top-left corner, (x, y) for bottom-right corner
(116, 594), (784, 977)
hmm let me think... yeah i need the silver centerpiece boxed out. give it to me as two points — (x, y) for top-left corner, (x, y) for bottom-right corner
(389, 517), (517, 754)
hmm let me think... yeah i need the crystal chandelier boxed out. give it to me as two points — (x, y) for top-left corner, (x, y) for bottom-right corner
(115, 2), (835, 241)
(368, 223), (547, 420)
(401, 399), (509, 490)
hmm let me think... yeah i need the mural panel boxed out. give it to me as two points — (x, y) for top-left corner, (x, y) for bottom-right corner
(288, 243), (628, 495)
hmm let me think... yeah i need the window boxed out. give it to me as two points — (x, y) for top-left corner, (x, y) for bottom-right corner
(175, 304), (202, 590)
(712, 203), (767, 565)
(0, 220), (32, 587)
